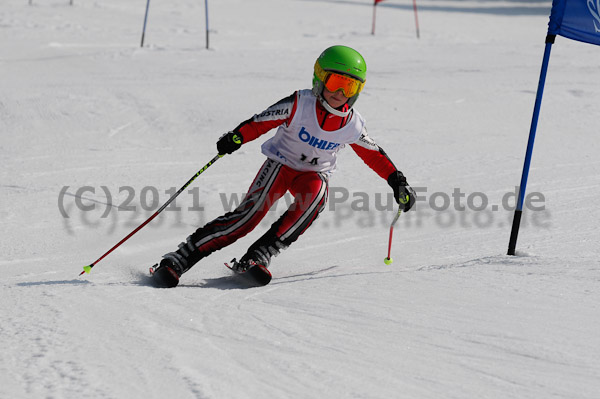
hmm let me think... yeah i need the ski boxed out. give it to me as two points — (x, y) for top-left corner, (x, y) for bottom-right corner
(225, 261), (272, 286)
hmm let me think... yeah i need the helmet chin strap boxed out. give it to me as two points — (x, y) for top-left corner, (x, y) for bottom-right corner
(318, 95), (351, 117)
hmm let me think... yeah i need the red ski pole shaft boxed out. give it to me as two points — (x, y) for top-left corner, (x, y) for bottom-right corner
(387, 225), (394, 259)
(384, 207), (402, 263)
(80, 154), (222, 276)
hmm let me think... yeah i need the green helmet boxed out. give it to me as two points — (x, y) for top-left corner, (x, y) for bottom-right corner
(312, 45), (367, 114)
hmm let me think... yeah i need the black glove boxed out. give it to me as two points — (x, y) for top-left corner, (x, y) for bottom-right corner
(387, 170), (416, 211)
(217, 131), (243, 155)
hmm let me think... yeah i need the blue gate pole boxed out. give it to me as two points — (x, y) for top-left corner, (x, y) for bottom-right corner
(140, 0), (151, 47)
(507, 34), (555, 255)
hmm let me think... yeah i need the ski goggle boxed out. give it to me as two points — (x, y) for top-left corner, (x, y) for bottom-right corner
(314, 62), (365, 98)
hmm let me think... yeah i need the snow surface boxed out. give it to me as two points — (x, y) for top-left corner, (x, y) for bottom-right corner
(2, 0), (600, 398)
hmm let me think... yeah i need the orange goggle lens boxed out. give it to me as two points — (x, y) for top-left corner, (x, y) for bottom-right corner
(323, 72), (364, 98)
(314, 62), (365, 98)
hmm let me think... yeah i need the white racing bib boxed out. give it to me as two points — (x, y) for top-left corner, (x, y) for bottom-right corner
(261, 89), (365, 173)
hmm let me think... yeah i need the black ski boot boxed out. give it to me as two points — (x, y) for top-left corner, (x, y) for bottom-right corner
(225, 231), (288, 286)
(226, 258), (272, 286)
(150, 238), (204, 288)
(150, 258), (183, 288)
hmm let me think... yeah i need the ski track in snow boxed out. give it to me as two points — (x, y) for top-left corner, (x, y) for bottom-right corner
(2, 0), (600, 398)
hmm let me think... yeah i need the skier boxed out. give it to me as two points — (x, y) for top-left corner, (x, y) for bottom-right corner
(151, 45), (416, 287)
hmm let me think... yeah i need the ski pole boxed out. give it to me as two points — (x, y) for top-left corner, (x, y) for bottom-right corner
(79, 154), (223, 276)
(384, 206), (402, 265)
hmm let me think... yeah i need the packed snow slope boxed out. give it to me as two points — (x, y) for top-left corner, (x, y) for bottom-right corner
(2, 0), (600, 398)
